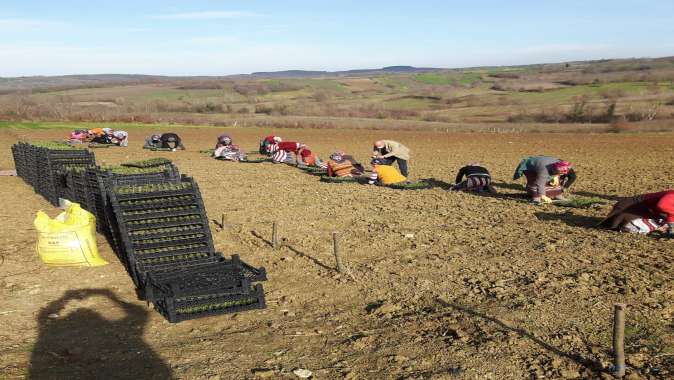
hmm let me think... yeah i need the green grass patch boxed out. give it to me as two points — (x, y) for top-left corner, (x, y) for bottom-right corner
(384, 96), (436, 110)
(415, 73), (455, 85)
(0, 120), (228, 130)
(458, 72), (483, 86)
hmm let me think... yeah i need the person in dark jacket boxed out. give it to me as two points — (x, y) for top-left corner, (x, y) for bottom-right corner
(160, 133), (185, 150)
(513, 156), (576, 203)
(453, 163), (496, 193)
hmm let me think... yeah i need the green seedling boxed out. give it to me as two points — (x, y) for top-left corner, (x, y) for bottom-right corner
(175, 298), (259, 314)
(121, 157), (173, 168)
(554, 197), (606, 209)
(387, 181), (432, 190)
(115, 182), (192, 195)
(123, 205), (197, 216)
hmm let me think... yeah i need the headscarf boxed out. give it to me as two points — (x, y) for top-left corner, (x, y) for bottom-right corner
(552, 160), (572, 175)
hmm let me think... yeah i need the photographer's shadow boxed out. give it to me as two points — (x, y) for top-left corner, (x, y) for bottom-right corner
(29, 288), (172, 380)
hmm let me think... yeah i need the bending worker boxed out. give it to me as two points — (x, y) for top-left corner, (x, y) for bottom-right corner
(453, 162), (496, 193)
(601, 190), (674, 236)
(326, 151), (364, 177)
(513, 156), (576, 203)
(368, 158), (406, 185)
(372, 140), (410, 177)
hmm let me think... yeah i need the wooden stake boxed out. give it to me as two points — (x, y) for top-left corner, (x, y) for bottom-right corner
(612, 303), (626, 378)
(333, 232), (343, 273)
(272, 222), (278, 249)
(220, 213), (225, 229)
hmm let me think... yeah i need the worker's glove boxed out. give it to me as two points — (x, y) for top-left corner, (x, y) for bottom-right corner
(368, 180), (375, 185)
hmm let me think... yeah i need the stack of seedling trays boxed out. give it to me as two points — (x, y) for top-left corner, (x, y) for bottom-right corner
(11, 143), (268, 323)
(108, 177), (213, 279)
(12, 141), (96, 205)
(140, 254), (267, 322)
(37, 143), (95, 205)
(107, 175), (267, 322)
(12, 142), (40, 188)
(11, 143), (29, 182)
(93, 159), (181, 238)
(61, 165), (98, 211)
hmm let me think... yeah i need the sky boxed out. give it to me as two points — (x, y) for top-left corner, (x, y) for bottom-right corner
(1, 0), (673, 77)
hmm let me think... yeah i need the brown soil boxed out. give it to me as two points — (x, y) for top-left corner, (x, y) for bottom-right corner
(0, 127), (672, 379)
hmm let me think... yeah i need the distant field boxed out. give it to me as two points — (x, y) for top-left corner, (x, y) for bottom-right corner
(1, 57), (674, 132)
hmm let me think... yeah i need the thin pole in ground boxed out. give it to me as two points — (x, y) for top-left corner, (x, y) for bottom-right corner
(220, 213), (225, 229)
(332, 232), (344, 273)
(612, 303), (626, 378)
(272, 221), (278, 249)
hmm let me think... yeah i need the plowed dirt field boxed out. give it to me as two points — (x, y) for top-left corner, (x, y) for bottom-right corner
(0, 126), (672, 379)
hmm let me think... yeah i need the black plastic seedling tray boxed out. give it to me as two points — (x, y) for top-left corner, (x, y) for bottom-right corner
(135, 255), (226, 291)
(113, 180), (198, 201)
(129, 251), (216, 286)
(131, 232), (208, 249)
(119, 206), (203, 223)
(153, 283), (266, 323)
(148, 254), (266, 286)
(127, 224), (209, 240)
(145, 267), (251, 303)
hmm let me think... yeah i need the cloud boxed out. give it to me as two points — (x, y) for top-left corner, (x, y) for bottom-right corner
(149, 11), (257, 20)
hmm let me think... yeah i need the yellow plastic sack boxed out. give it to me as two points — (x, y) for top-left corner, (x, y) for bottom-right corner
(34, 202), (108, 267)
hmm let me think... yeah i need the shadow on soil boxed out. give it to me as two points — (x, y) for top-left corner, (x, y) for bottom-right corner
(437, 299), (602, 373)
(572, 191), (621, 202)
(250, 230), (333, 271)
(535, 212), (605, 228)
(284, 245), (334, 271)
(494, 182), (621, 203)
(420, 178), (454, 190)
(251, 230), (273, 247)
(29, 289), (172, 380)
(422, 179), (530, 203)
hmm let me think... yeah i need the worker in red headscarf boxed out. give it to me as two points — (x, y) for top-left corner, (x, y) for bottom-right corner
(602, 190), (674, 236)
(513, 156), (577, 203)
